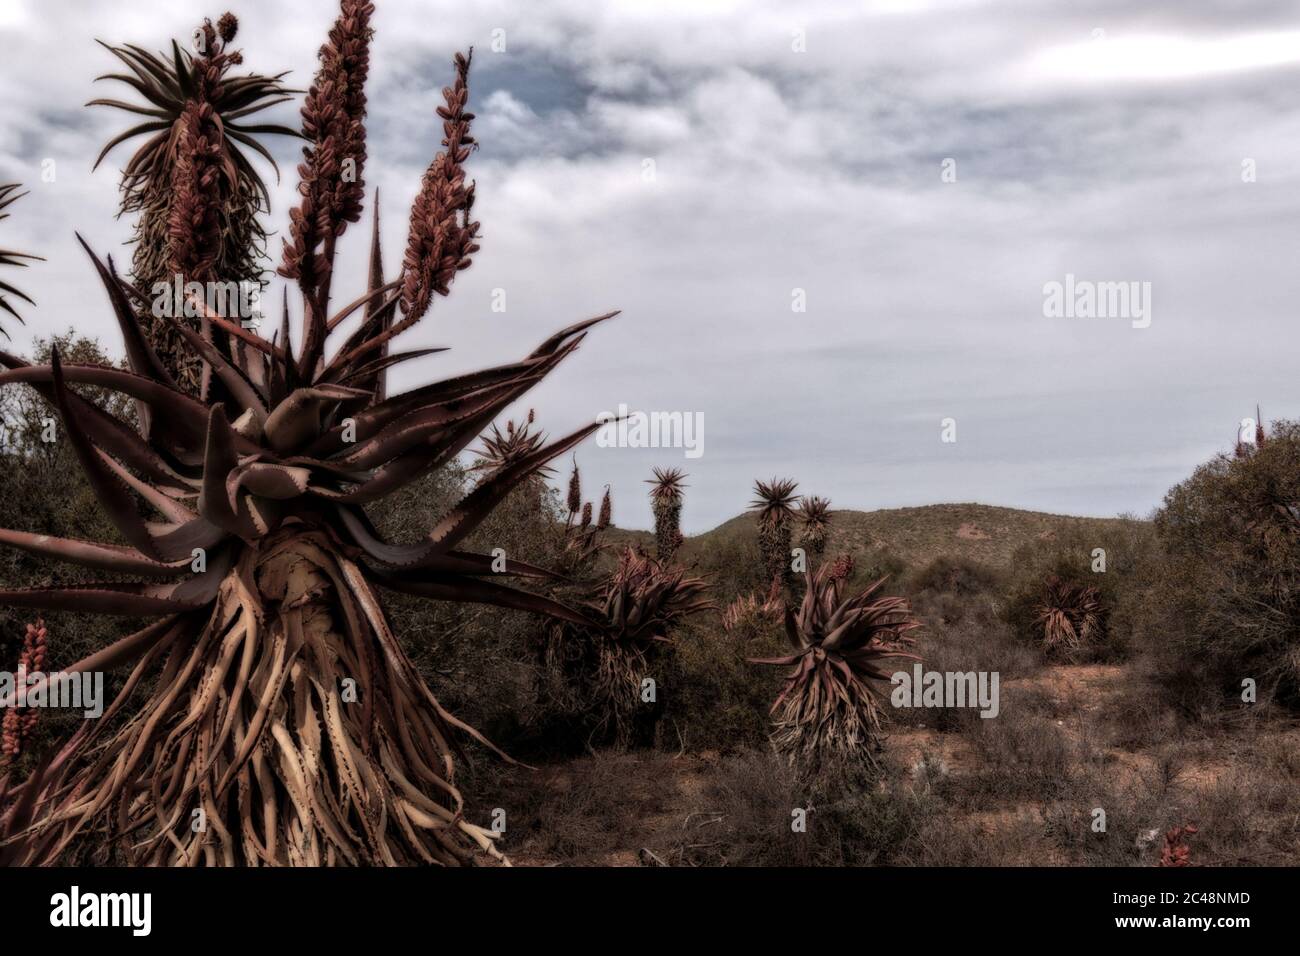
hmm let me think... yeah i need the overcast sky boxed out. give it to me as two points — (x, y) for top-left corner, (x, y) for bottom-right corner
(1, 0), (1298, 533)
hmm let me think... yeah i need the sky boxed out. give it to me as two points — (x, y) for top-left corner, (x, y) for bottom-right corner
(0, 0), (1297, 533)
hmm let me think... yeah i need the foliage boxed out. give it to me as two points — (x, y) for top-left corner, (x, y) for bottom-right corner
(752, 561), (920, 772)
(0, 185), (43, 333)
(1139, 421), (1300, 711)
(536, 548), (711, 749)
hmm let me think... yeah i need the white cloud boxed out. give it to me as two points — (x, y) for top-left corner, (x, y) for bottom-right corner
(1023, 30), (1300, 84)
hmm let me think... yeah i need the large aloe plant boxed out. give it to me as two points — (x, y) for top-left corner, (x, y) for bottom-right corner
(0, 2), (615, 866)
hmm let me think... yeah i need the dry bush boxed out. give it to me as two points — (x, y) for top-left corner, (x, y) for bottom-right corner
(672, 749), (936, 867)
(683, 522), (768, 602)
(1101, 664), (1182, 752)
(1041, 743), (1300, 866)
(896, 556), (1037, 733)
(662, 534), (797, 753)
(914, 809), (1055, 866)
(466, 753), (679, 865)
(951, 708), (1076, 809)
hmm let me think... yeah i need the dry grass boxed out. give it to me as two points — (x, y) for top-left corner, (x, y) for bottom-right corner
(683, 504), (1133, 571)
(466, 657), (1300, 867)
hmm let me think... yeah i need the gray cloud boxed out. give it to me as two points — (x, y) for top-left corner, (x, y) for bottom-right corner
(1, 0), (1297, 533)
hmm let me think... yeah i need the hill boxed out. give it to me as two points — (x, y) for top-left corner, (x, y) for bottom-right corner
(610, 503), (1138, 570)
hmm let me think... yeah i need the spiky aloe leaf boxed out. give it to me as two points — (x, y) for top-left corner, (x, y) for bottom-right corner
(0, 185), (43, 337)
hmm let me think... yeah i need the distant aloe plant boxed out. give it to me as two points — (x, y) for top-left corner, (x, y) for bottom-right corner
(797, 495), (831, 555)
(647, 467), (686, 562)
(751, 478), (799, 593)
(1034, 575), (1105, 660)
(539, 548), (711, 746)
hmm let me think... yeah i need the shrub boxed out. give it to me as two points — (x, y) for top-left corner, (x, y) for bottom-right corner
(1003, 518), (1156, 663)
(533, 548), (712, 750)
(665, 613), (784, 753)
(908, 555), (1003, 597)
(672, 749), (936, 867)
(1138, 420), (1300, 711)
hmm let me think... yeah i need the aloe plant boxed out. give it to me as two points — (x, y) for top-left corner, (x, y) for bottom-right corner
(1034, 575), (1104, 659)
(538, 548), (711, 747)
(797, 496), (831, 555)
(752, 562), (920, 771)
(750, 477), (799, 593)
(91, 12), (298, 391)
(647, 467), (686, 562)
(0, 3), (615, 867)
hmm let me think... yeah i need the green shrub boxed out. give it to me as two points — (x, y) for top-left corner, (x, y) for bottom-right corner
(1138, 421), (1300, 711)
(907, 554), (1003, 597)
(662, 613), (783, 753)
(1003, 517), (1156, 663)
